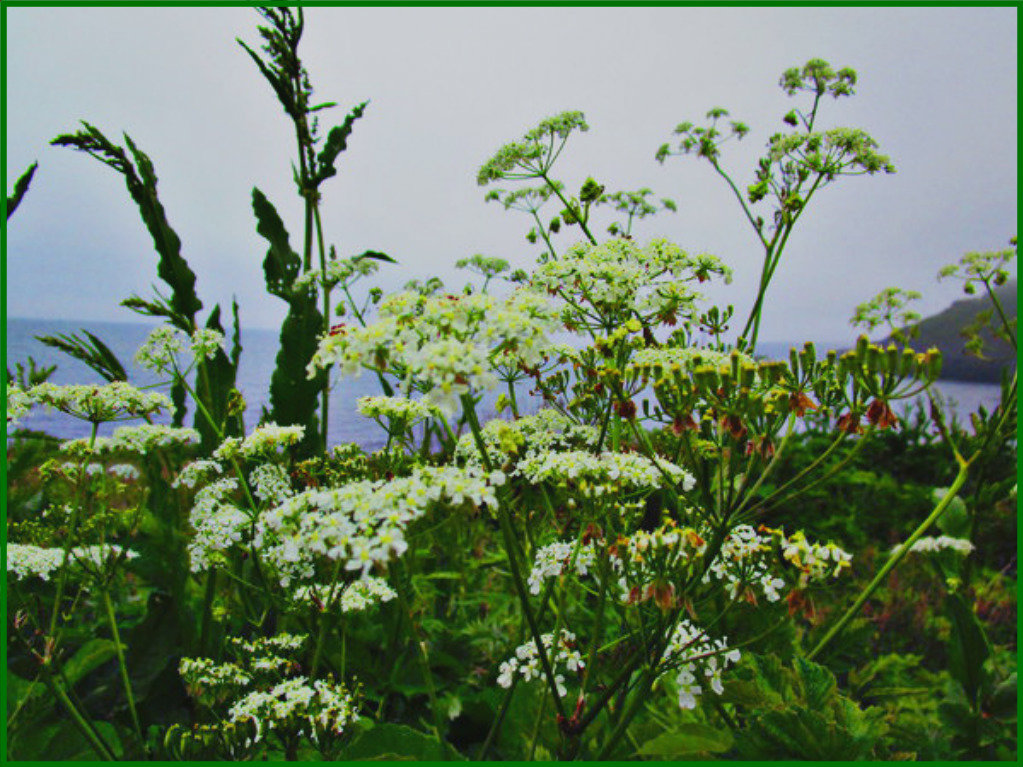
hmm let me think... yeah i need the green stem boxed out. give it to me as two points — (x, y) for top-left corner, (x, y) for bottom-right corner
(594, 668), (657, 759)
(808, 456), (973, 660)
(47, 421), (100, 641)
(310, 561), (344, 680)
(102, 589), (144, 748)
(198, 569), (217, 657)
(313, 205), (331, 451)
(541, 171), (597, 245)
(393, 561), (449, 754)
(40, 668), (116, 760)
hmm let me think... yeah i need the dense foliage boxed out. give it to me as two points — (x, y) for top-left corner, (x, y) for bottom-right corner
(4, 9), (1016, 761)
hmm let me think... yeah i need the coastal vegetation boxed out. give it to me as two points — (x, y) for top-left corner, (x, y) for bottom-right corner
(5, 8), (1016, 761)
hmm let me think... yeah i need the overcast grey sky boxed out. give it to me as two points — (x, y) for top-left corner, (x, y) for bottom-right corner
(5, 5), (1017, 343)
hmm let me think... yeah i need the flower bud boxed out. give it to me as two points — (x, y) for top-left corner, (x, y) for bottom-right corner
(899, 348), (916, 377)
(800, 341), (817, 368)
(865, 344), (882, 374)
(885, 344), (900, 375)
(740, 363), (757, 389)
(855, 334), (870, 362)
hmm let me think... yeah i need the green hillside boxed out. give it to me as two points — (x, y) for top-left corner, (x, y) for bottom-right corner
(893, 281), (1016, 382)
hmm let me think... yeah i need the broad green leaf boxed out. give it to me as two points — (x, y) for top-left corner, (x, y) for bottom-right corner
(63, 638), (119, 685)
(252, 187), (302, 297)
(946, 592), (992, 706)
(340, 722), (462, 761)
(935, 488), (970, 538)
(635, 723), (734, 756)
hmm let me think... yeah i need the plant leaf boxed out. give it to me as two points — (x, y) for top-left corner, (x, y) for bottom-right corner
(6, 161), (38, 219)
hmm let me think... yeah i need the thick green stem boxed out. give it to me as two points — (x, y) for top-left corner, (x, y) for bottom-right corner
(808, 456), (973, 660)
(313, 205), (331, 450)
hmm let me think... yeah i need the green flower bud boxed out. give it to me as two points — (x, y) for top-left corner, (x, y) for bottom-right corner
(580, 177), (605, 204)
(885, 344), (900, 374)
(900, 348), (916, 377)
(740, 363), (757, 389)
(865, 344), (882, 373)
(855, 334), (870, 361)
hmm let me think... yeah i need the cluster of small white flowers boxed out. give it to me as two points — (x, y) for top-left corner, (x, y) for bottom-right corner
(227, 676), (359, 745)
(62, 424), (200, 456)
(528, 540), (597, 594)
(309, 290), (559, 416)
(496, 630), (584, 697)
(9, 542), (143, 581)
(6, 543), (65, 580)
(293, 577), (398, 613)
(30, 382), (172, 423)
(703, 525), (786, 603)
(781, 531), (853, 586)
(357, 395), (438, 425)
(108, 463), (141, 480)
(897, 535), (975, 556)
(188, 477), (247, 572)
(517, 450), (694, 497)
(57, 461), (139, 482)
(250, 464), (294, 505)
(135, 326), (186, 373)
(214, 424), (305, 461)
(660, 619), (741, 710)
(611, 523), (708, 602)
(72, 544), (140, 569)
(174, 459), (224, 489)
(179, 657), (253, 695)
(294, 257), (378, 291)
(256, 466), (506, 585)
(454, 409), (599, 467)
(188, 506), (250, 572)
(231, 633), (307, 657)
(190, 328), (227, 361)
(7, 385), (33, 427)
(527, 239), (730, 326)
(136, 326), (225, 373)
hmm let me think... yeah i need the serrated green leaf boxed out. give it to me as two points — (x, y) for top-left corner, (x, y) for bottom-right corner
(314, 101), (368, 185)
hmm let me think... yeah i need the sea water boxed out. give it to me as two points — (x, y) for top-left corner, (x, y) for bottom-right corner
(6, 318), (1008, 449)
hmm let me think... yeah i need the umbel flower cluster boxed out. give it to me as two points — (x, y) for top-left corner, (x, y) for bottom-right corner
(178, 633), (358, 753)
(309, 289), (561, 415)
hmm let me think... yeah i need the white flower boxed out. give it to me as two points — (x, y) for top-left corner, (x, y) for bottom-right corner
(527, 540), (596, 594)
(7, 385), (33, 427)
(6, 543), (64, 580)
(250, 463), (294, 505)
(898, 535), (975, 557)
(174, 459), (224, 489)
(496, 630), (583, 692)
(31, 381), (172, 423)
